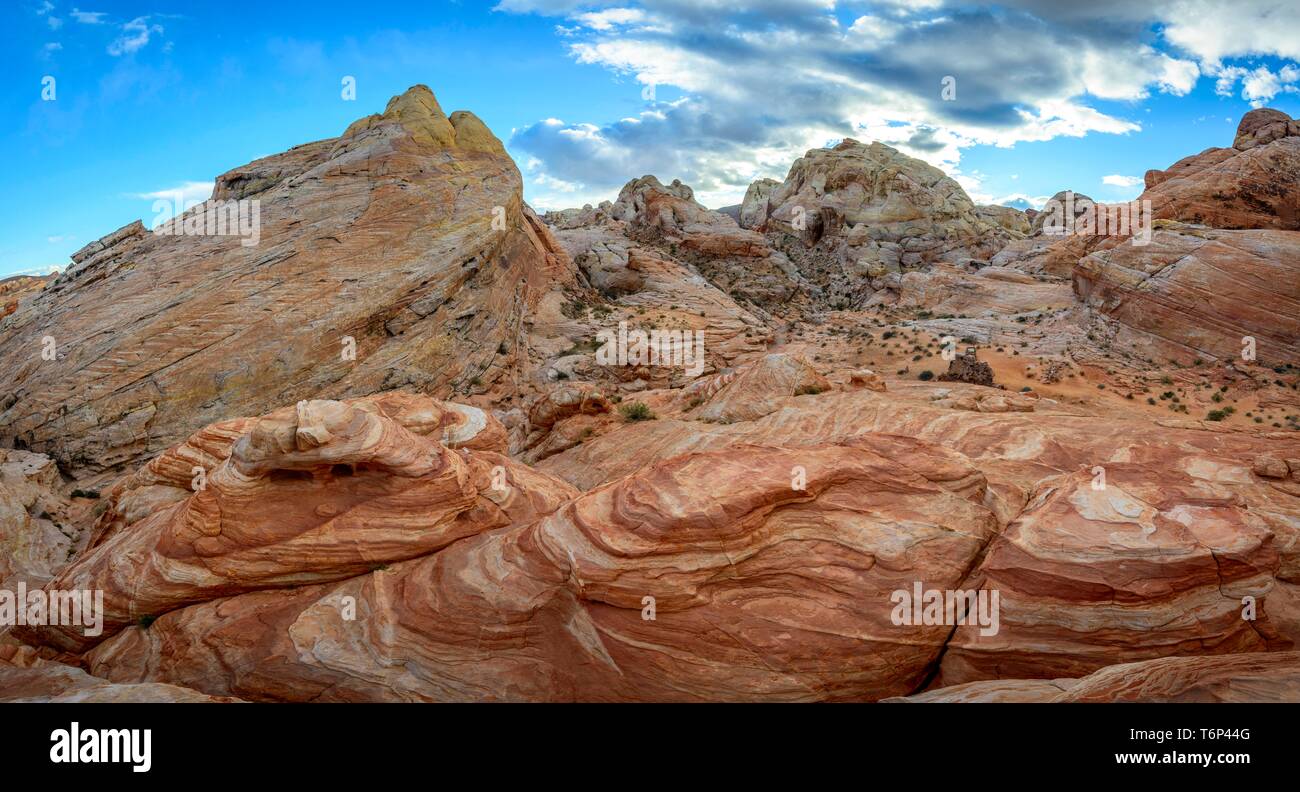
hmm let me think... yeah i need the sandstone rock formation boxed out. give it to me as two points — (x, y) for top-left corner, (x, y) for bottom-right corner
(0, 85), (577, 478)
(81, 442), (998, 702)
(1142, 108), (1300, 230)
(4, 93), (1300, 704)
(1074, 224), (1300, 364)
(744, 139), (1012, 260)
(736, 139), (1019, 308)
(0, 645), (237, 703)
(598, 175), (803, 305)
(0, 449), (76, 590)
(12, 391), (575, 653)
(938, 464), (1289, 685)
(894, 652), (1300, 703)
(695, 353), (831, 423)
(0, 274), (48, 320)
(938, 351), (996, 387)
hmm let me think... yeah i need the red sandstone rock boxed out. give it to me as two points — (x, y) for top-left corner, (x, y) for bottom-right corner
(1141, 108), (1300, 230)
(12, 391), (575, 654)
(894, 652), (1300, 703)
(84, 443), (998, 701)
(1073, 225), (1300, 364)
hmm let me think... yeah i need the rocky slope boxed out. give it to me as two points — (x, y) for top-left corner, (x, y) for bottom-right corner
(0, 86), (578, 481)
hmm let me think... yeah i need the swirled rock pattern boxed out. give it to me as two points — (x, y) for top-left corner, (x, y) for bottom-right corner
(1073, 225), (1300, 364)
(0, 645), (237, 702)
(11, 392), (574, 654)
(938, 464), (1287, 685)
(5, 94), (1300, 702)
(83, 442), (998, 701)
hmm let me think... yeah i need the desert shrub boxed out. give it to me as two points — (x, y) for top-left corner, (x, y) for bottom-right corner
(619, 401), (655, 422)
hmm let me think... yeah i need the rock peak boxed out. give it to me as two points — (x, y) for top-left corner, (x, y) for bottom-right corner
(1233, 107), (1299, 150)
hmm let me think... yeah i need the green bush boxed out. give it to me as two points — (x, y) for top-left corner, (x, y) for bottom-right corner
(619, 401), (655, 422)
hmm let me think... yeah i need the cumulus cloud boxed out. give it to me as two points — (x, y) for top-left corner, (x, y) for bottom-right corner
(501, 1), (1300, 209)
(107, 16), (163, 57)
(500, 2), (1197, 207)
(1211, 62), (1300, 106)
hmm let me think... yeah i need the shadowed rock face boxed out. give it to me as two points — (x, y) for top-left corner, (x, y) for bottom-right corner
(0, 449), (74, 590)
(0, 645), (237, 702)
(0, 85), (576, 479)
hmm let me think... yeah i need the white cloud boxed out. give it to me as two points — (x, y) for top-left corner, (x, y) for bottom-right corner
(130, 181), (215, 225)
(107, 16), (163, 57)
(502, 1), (1300, 209)
(1160, 0), (1300, 64)
(7, 264), (65, 277)
(71, 8), (107, 24)
(1102, 174), (1143, 187)
(992, 192), (1053, 210)
(47, 15), (63, 30)
(504, 1), (1185, 208)
(575, 8), (649, 30)
(1210, 62), (1300, 106)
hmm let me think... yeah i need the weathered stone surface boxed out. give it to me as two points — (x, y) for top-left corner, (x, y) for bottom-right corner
(0, 646), (237, 702)
(976, 204), (1032, 235)
(696, 353), (831, 423)
(8, 91), (1300, 705)
(738, 178), (780, 230)
(604, 176), (804, 305)
(893, 652), (1300, 703)
(0, 85), (577, 478)
(1073, 225), (1300, 364)
(738, 139), (1016, 309)
(1030, 190), (1096, 236)
(938, 352), (996, 387)
(848, 369), (886, 392)
(938, 464), (1288, 685)
(85, 442), (999, 702)
(867, 263), (1074, 316)
(0, 274), (48, 320)
(1141, 108), (1300, 230)
(0, 449), (76, 590)
(13, 391), (575, 654)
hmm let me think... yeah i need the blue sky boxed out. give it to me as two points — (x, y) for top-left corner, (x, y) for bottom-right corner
(5, 0), (1300, 278)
